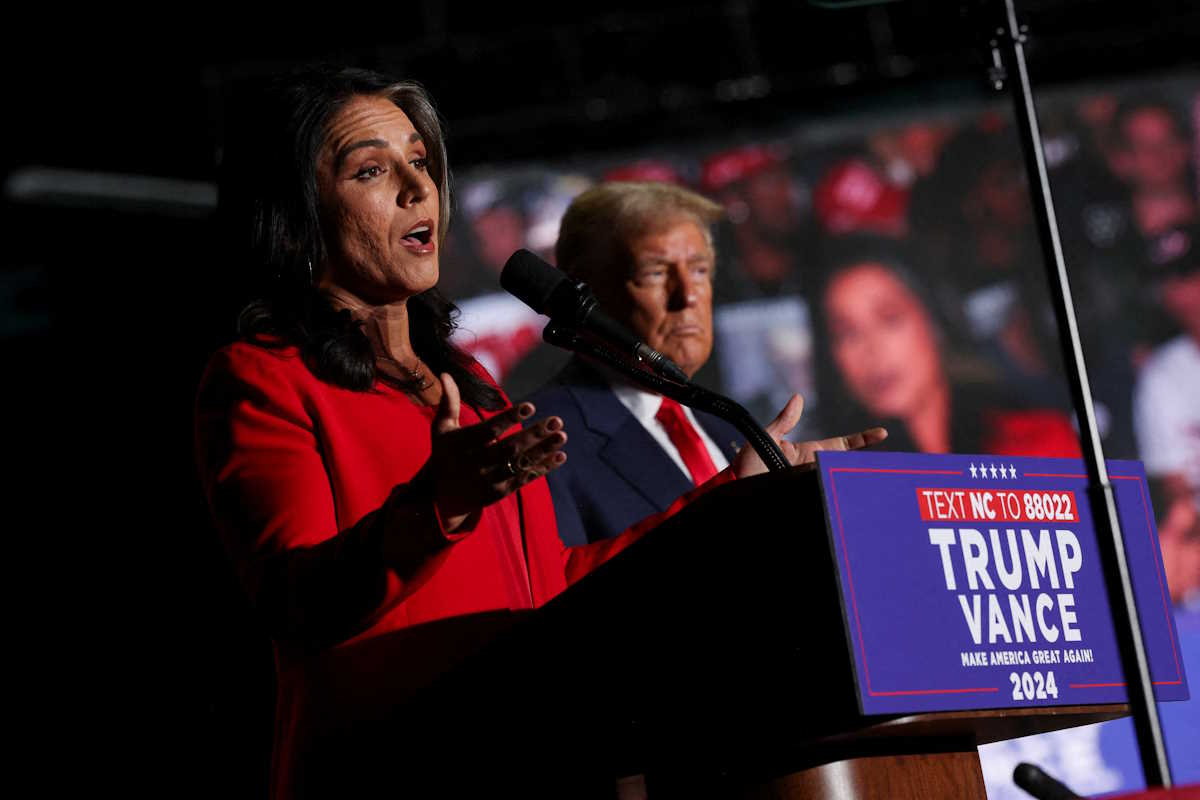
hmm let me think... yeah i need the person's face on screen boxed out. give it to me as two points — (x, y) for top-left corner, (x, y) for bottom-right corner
(743, 168), (797, 234)
(825, 262), (944, 421)
(472, 205), (526, 272)
(314, 95), (441, 304)
(1116, 108), (1190, 190)
(600, 218), (715, 379)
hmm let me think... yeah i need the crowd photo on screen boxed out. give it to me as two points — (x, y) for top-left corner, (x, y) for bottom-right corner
(436, 72), (1200, 795)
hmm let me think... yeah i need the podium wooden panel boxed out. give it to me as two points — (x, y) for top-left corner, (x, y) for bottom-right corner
(301, 467), (1127, 798)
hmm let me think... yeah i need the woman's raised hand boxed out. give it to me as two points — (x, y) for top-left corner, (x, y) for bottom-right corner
(732, 393), (888, 478)
(425, 373), (568, 532)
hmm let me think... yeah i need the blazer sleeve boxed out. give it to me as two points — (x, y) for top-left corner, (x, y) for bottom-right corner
(195, 347), (466, 650)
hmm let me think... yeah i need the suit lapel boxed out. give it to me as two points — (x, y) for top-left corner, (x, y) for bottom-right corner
(561, 360), (695, 511)
(597, 416), (694, 510)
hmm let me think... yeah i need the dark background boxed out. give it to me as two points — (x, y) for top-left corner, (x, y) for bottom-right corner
(4, 2), (1196, 795)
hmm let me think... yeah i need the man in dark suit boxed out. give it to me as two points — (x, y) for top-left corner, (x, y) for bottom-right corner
(526, 182), (751, 546)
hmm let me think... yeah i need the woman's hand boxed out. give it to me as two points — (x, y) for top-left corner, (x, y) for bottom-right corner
(732, 393), (888, 478)
(425, 373), (568, 532)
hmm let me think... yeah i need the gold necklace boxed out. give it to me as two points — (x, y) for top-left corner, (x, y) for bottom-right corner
(379, 356), (434, 391)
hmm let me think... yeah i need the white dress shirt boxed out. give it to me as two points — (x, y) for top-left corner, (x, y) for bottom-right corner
(609, 380), (732, 482)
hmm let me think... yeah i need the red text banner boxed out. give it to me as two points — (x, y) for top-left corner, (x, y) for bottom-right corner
(917, 488), (1079, 524)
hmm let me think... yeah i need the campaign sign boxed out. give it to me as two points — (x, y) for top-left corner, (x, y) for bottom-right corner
(815, 451), (1189, 715)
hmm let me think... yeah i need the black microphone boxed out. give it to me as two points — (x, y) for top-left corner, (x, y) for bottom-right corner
(500, 249), (690, 383)
(1013, 763), (1081, 800)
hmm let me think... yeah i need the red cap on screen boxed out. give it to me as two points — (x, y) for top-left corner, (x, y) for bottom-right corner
(700, 145), (781, 191)
(812, 159), (909, 234)
(603, 160), (684, 184)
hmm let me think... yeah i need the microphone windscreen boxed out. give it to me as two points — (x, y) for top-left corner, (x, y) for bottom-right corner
(500, 249), (566, 315)
(1013, 762), (1080, 800)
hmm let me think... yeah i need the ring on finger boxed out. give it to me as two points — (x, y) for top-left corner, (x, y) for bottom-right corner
(503, 459), (520, 478)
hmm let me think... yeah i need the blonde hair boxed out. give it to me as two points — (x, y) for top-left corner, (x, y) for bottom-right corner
(555, 181), (723, 282)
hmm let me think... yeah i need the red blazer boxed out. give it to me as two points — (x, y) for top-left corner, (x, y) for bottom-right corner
(195, 342), (729, 797)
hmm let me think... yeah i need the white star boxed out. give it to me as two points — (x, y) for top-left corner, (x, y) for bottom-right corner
(998, 465), (1008, 479)
(970, 463), (978, 478)
(1009, 464), (1018, 479)
(990, 463), (999, 479)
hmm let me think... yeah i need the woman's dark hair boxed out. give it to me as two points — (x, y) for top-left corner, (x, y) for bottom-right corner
(218, 64), (504, 410)
(808, 237), (963, 437)
(811, 236), (960, 353)
(809, 236), (1025, 452)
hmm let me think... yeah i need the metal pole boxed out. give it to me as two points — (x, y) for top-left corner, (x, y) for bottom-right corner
(991, 0), (1172, 785)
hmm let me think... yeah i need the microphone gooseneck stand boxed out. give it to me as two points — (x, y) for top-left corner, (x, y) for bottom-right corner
(542, 321), (791, 473)
(989, 0), (1172, 785)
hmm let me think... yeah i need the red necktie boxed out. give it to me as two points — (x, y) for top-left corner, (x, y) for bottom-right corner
(655, 396), (719, 486)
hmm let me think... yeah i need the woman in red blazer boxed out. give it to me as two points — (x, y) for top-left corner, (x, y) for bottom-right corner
(197, 66), (881, 797)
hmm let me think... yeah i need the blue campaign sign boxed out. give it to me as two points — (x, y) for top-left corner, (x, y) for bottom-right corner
(814, 451), (1189, 716)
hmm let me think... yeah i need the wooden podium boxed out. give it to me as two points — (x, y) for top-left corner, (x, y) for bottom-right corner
(305, 467), (1127, 798)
